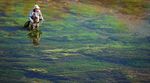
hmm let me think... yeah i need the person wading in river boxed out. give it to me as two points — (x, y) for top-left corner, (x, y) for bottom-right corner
(29, 4), (44, 29)
(29, 4), (44, 23)
(24, 4), (44, 29)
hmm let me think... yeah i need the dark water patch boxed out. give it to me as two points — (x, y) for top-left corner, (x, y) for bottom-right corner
(0, 64), (28, 71)
(69, 10), (79, 16)
(41, 27), (57, 32)
(44, 36), (70, 42)
(37, 53), (85, 63)
(0, 39), (28, 45)
(0, 26), (22, 32)
(39, 57), (54, 62)
(83, 52), (150, 68)
(85, 25), (118, 33)
(0, 52), (33, 58)
(0, 79), (26, 83)
(144, 36), (150, 42)
(0, 48), (39, 58)
(0, 68), (26, 83)
(66, 70), (131, 83)
(144, 14), (150, 24)
(108, 35), (120, 41)
(130, 36), (150, 44)
(25, 71), (69, 82)
(38, 56), (56, 64)
(111, 70), (131, 83)
(0, 58), (21, 63)
(137, 48), (150, 55)
(43, 36), (106, 44)
(0, 12), (6, 17)
(58, 54), (92, 62)
(0, 62), (27, 70)
(87, 70), (130, 83)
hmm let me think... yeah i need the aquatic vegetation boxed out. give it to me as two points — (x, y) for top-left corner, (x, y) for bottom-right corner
(26, 68), (48, 73)
(69, 3), (100, 17)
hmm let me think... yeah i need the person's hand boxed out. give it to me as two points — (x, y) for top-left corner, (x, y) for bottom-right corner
(30, 19), (34, 23)
(40, 19), (44, 24)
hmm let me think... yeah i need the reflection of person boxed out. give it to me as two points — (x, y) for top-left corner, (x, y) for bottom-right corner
(28, 29), (42, 46)
(29, 4), (44, 23)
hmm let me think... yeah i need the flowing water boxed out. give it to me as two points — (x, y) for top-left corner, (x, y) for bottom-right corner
(0, 0), (150, 83)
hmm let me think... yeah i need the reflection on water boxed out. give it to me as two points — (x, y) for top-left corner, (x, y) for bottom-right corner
(28, 29), (42, 46)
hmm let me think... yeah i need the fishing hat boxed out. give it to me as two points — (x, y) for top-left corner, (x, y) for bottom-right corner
(34, 4), (40, 9)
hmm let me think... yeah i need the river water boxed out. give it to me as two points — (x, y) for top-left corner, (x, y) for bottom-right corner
(0, 0), (150, 83)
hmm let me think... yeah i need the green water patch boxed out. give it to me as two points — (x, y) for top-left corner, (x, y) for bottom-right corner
(41, 13), (128, 45)
(78, 44), (150, 68)
(81, 14), (128, 32)
(0, 69), (26, 83)
(62, 70), (131, 83)
(45, 59), (119, 75)
(69, 3), (100, 17)
(0, 17), (26, 27)
(42, 20), (99, 43)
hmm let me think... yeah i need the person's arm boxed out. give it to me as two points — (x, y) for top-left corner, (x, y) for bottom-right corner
(39, 10), (44, 21)
(29, 11), (33, 22)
